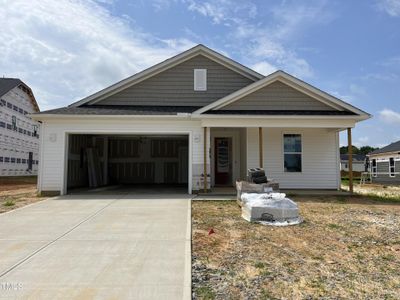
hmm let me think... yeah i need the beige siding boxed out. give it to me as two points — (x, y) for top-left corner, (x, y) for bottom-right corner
(96, 55), (254, 107)
(248, 128), (340, 189)
(222, 81), (336, 111)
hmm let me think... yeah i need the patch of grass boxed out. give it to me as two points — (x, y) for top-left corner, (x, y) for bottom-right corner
(254, 261), (265, 269)
(364, 193), (400, 203)
(259, 289), (279, 300)
(328, 223), (343, 230)
(381, 254), (396, 262)
(260, 269), (274, 277)
(195, 286), (215, 300)
(355, 253), (365, 261)
(3, 198), (15, 207)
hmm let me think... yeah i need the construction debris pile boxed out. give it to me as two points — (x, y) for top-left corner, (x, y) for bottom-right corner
(237, 168), (302, 226)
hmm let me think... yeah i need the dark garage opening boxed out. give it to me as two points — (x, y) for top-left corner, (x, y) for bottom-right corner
(66, 134), (189, 193)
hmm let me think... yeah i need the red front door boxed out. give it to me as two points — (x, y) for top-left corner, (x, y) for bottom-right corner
(214, 138), (232, 186)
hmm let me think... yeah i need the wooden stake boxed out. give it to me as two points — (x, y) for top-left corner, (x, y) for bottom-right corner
(204, 127), (208, 193)
(347, 128), (353, 193)
(259, 127), (263, 168)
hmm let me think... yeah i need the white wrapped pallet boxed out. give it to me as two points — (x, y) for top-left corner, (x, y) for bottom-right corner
(241, 193), (302, 226)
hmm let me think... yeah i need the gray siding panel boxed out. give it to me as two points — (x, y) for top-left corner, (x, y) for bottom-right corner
(222, 81), (336, 111)
(96, 55), (254, 107)
(372, 161), (400, 185)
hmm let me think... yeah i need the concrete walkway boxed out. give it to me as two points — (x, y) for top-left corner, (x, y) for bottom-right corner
(0, 193), (192, 299)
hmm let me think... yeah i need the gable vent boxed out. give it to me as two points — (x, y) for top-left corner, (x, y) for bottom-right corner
(194, 69), (207, 91)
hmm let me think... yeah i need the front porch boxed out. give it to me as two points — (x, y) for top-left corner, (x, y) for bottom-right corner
(200, 124), (355, 193)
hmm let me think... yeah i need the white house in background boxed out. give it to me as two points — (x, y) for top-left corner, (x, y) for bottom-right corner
(32, 45), (370, 195)
(340, 154), (366, 173)
(0, 78), (40, 176)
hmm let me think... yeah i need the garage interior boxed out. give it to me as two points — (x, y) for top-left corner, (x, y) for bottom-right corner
(66, 134), (189, 193)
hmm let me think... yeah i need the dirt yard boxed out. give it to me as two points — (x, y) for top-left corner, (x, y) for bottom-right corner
(0, 177), (46, 213)
(192, 196), (400, 299)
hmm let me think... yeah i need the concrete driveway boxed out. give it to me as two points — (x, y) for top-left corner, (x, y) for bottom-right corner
(0, 193), (192, 299)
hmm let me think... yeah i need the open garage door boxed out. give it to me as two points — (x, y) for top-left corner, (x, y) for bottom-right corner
(66, 134), (189, 193)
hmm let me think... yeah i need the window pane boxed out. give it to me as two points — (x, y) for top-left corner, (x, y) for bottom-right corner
(284, 154), (302, 172)
(284, 134), (301, 152)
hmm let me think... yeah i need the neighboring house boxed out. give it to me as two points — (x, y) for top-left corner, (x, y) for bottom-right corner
(32, 45), (370, 195)
(367, 140), (400, 185)
(0, 78), (40, 176)
(340, 154), (366, 173)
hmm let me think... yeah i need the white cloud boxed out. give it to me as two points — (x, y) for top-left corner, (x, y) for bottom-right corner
(329, 91), (354, 103)
(184, 0), (334, 79)
(185, 0), (257, 25)
(151, 0), (178, 11)
(376, 0), (400, 16)
(362, 72), (399, 81)
(0, 0), (195, 111)
(353, 136), (370, 147)
(269, 0), (334, 40)
(379, 109), (400, 124)
(250, 61), (277, 76)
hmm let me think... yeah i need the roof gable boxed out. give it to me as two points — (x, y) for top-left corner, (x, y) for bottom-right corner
(194, 71), (371, 118)
(71, 44), (263, 107)
(220, 80), (336, 111)
(92, 54), (255, 107)
(0, 78), (40, 112)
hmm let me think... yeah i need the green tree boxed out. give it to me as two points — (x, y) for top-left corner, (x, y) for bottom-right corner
(340, 146), (360, 154)
(359, 146), (378, 155)
(340, 145), (378, 155)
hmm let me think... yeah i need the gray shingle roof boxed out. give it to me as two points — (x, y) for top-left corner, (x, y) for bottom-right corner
(0, 78), (23, 98)
(35, 105), (202, 115)
(34, 105), (359, 116)
(340, 154), (366, 162)
(368, 140), (400, 155)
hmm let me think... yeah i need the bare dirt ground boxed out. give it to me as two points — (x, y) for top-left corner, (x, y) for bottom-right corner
(192, 196), (400, 299)
(0, 177), (47, 213)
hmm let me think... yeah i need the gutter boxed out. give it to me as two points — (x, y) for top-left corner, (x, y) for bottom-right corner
(30, 112), (369, 122)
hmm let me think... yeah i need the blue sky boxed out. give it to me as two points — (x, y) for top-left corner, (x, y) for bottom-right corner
(1, 0), (400, 147)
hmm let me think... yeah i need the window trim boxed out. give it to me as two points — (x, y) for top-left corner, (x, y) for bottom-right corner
(194, 69), (207, 91)
(389, 157), (395, 177)
(282, 133), (303, 173)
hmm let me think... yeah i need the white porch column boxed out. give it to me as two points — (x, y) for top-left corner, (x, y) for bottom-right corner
(203, 126), (208, 193)
(259, 127), (263, 168)
(347, 127), (353, 193)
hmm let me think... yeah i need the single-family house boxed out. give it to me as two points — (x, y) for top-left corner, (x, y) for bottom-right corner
(32, 45), (370, 195)
(367, 140), (400, 185)
(340, 154), (366, 173)
(0, 78), (40, 176)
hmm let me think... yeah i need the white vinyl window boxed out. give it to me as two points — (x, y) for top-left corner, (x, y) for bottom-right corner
(283, 134), (302, 172)
(194, 69), (207, 91)
(389, 157), (395, 177)
(371, 159), (377, 177)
